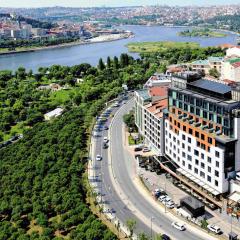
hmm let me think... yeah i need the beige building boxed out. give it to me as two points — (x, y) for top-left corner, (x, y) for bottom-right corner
(221, 58), (240, 82)
(191, 57), (223, 75)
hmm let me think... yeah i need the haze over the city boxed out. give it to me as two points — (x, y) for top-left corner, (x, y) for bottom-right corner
(1, 0), (240, 8)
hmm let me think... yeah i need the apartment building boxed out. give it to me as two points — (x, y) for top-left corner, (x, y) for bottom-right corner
(191, 57), (223, 75)
(221, 58), (240, 82)
(165, 73), (240, 195)
(135, 84), (169, 156)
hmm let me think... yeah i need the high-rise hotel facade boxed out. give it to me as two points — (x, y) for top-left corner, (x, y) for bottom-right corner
(165, 73), (240, 195)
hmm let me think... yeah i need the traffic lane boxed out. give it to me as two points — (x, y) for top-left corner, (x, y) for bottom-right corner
(110, 100), (207, 240)
(94, 128), (150, 233)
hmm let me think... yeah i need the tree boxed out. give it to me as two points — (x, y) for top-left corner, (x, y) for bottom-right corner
(113, 56), (119, 68)
(107, 56), (111, 68)
(209, 68), (220, 78)
(15, 67), (26, 80)
(98, 58), (105, 70)
(138, 232), (150, 240)
(123, 111), (136, 130)
(126, 218), (136, 239)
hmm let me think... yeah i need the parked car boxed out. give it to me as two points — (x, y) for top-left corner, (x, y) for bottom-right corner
(103, 137), (109, 143)
(134, 147), (142, 152)
(161, 234), (171, 240)
(96, 155), (102, 161)
(158, 195), (167, 202)
(143, 147), (150, 152)
(207, 224), (221, 234)
(166, 201), (175, 209)
(104, 125), (109, 130)
(171, 222), (186, 231)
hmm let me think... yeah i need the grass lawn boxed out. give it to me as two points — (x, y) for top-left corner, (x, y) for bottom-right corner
(128, 135), (135, 145)
(127, 41), (200, 53)
(2, 122), (25, 142)
(50, 89), (76, 105)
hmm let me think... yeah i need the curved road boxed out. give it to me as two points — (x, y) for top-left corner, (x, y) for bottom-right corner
(91, 99), (216, 240)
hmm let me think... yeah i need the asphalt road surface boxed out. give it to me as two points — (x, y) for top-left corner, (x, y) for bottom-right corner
(92, 98), (213, 240)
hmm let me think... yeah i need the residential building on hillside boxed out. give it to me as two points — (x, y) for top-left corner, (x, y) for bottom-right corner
(44, 107), (64, 121)
(191, 57), (223, 75)
(221, 58), (240, 82)
(165, 74), (240, 195)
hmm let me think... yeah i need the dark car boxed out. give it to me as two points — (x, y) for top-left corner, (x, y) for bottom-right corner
(134, 147), (142, 152)
(103, 143), (108, 149)
(162, 234), (171, 240)
(104, 126), (109, 130)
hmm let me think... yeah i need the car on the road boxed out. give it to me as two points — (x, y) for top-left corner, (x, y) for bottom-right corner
(161, 234), (171, 240)
(103, 137), (109, 143)
(96, 154), (102, 161)
(104, 125), (109, 130)
(207, 224), (221, 234)
(171, 222), (186, 231)
(143, 147), (150, 152)
(103, 143), (108, 149)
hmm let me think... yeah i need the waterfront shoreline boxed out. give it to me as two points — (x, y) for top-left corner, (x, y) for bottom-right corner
(0, 32), (134, 56)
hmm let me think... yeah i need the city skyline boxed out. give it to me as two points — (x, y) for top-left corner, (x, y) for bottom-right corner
(1, 0), (240, 8)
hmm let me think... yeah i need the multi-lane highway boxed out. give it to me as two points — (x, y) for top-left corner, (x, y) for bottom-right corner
(90, 98), (217, 240)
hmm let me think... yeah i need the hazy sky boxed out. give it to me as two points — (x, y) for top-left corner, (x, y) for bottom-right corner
(0, 0), (240, 8)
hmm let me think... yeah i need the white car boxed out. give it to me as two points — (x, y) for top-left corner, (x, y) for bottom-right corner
(171, 222), (186, 231)
(166, 201), (175, 209)
(207, 224), (221, 234)
(159, 195), (167, 202)
(103, 137), (109, 143)
(143, 147), (150, 152)
(96, 154), (102, 161)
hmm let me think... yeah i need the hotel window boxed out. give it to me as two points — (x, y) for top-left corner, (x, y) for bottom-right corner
(203, 111), (207, 118)
(182, 134), (186, 140)
(195, 131), (199, 138)
(207, 157), (211, 163)
(173, 137), (176, 142)
(215, 151), (220, 158)
(179, 102), (183, 108)
(190, 106), (194, 114)
(201, 153), (204, 160)
(195, 159), (199, 165)
(200, 171), (205, 178)
(216, 161), (219, 168)
(194, 168), (198, 174)
(207, 176), (211, 183)
(217, 116), (222, 124)
(215, 180), (218, 187)
(188, 137), (191, 143)
(183, 126), (186, 131)
(208, 137), (212, 144)
(224, 119), (229, 127)
(208, 166), (211, 173)
(217, 106), (222, 114)
(182, 152), (186, 158)
(188, 164), (192, 170)
(189, 128), (193, 135)
(188, 146), (191, 152)
(201, 134), (205, 141)
(184, 104), (188, 111)
(201, 162), (205, 169)
(197, 141), (200, 147)
(182, 143), (185, 149)
(215, 170), (219, 177)
(187, 155), (192, 161)
(182, 160), (185, 166)
(203, 101), (207, 109)
(178, 122), (180, 128)
(194, 150), (199, 156)
(209, 113), (213, 121)
(196, 108), (200, 116)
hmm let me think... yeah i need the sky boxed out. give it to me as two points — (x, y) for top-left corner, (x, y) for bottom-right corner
(0, 0), (240, 8)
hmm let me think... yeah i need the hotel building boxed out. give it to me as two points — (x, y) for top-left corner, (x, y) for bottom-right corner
(165, 73), (240, 195)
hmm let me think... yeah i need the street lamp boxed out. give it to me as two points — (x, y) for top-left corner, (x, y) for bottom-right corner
(150, 216), (155, 240)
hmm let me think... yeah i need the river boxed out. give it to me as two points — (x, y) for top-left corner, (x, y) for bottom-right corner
(0, 25), (238, 72)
